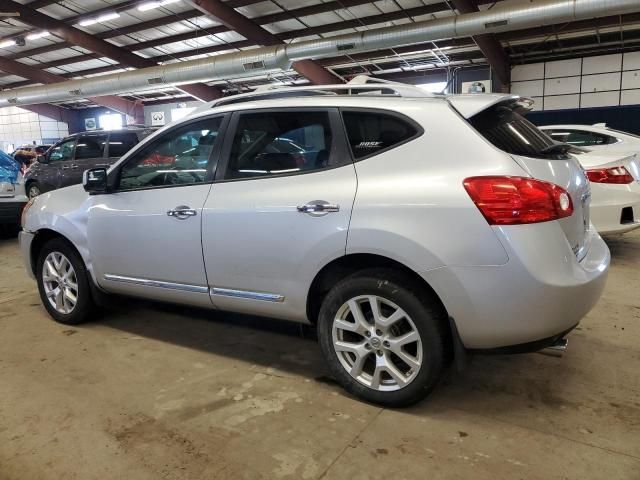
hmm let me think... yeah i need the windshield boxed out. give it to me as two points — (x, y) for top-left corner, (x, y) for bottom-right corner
(469, 104), (569, 159)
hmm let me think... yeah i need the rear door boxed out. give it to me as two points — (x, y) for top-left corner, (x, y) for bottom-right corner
(65, 133), (108, 187)
(201, 108), (356, 321)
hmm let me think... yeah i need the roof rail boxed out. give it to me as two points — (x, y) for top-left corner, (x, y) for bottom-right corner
(204, 75), (437, 109)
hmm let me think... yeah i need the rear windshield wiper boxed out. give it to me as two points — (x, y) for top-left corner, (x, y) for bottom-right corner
(540, 142), (573, 155)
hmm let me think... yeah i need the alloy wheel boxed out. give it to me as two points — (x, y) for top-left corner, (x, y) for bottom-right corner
(28, 185), (40, 198)
(332, 295), (422, 392)
(42, 251), (78, 315)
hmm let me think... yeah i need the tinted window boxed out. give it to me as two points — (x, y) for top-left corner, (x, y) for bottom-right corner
(108, 132), (139, 157)
(342, 111), (418, 159)
(118, 117), (222, 190)
(470, 105), (562, 159)
(75, 134), (107, 160)
(545, 129), (614, 146)
(48, 139), (76, 163)
(226, 111), (334, 179)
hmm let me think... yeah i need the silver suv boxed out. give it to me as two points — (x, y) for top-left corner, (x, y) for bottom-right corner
(19, 79), (610, 406)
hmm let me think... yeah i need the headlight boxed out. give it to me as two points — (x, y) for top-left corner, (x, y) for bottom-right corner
(21, 198), (35, 229)
(0, 182), (15, 197)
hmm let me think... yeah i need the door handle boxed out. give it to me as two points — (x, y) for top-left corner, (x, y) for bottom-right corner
(61, 165), (70, 169)
(70, 164), (79, 169)
(167, 205), (197, 220)
(297, 201), (340, 216)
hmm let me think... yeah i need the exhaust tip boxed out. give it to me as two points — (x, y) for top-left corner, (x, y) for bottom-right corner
(539, 337), (568, 357)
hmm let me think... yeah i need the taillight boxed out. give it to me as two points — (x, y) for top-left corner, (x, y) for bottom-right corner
(463, 176), (574, 225)
(585, 166), (634, 184)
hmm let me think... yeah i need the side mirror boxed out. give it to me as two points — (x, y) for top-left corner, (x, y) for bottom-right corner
(36, 154), (48, 164)
(83, 168), (108, 194)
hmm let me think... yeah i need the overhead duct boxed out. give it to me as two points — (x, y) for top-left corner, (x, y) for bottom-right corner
(0, 0), (638, 107)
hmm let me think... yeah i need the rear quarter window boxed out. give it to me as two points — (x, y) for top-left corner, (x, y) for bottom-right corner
(470, 105), (564, 159)
(342, 111), (420, 160)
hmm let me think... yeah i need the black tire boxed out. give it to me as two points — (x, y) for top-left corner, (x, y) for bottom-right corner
(317, 268), (446, 407)
(36, 237), (96, 325)
(27, 182), (41, 199)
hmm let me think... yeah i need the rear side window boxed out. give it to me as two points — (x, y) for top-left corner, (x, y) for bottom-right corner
(108, 132), (139, 157)
(75, 134), (107, 160)
(342, 111), (419, 159)
(225, 111), (335, 179)
(470, 105), (561, 159)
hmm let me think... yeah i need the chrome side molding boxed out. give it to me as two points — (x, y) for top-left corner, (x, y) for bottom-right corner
(210, 287), (284, 303)
(103, 275), (284, 302)
(103, 274), (209, 294)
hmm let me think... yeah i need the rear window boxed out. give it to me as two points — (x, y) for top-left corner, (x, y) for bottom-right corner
(470, 105), (564, 159)
(545, 129), (616, 146)
(108, 132), (139, 158)
(342, 111), (419, 159)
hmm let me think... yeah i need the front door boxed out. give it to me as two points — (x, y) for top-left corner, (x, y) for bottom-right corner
(46, 138), (76, 190)
(202, 108), (357, 321)
(87, 115), (227, 307)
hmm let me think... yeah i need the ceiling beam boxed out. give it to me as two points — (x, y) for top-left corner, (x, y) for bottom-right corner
(187, 0), (341, 84)
(449, 0), (511, 87)
(1, 3), (453, 87)
(0, 55), (145, 123)
(4, 0), (223, 101)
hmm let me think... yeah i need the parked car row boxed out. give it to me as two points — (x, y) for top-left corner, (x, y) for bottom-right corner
(19, 78), (612, 406)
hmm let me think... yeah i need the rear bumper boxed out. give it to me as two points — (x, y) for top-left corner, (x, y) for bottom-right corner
(0, 200), (26, 225)
(589, 183), (640, 234)
(19, 230), (36, 280)
(422, 222), (609, 349)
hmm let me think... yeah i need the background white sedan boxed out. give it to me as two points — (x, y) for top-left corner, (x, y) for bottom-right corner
(540, 123), (640, 155)
(569, 147), (640, 234)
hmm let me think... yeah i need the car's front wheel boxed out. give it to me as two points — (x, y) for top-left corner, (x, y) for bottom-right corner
(36, 238), (96, 324)
(27, 182), (41, 199)
(317, 269), (446, 407)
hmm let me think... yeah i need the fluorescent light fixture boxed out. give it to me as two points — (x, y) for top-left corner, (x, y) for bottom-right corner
(138, 0), (180, 11)
(78, 18), (98, 26)
(78, 12), (120, 26)
(0, 39), (17, 48)
(138, 1), (161, 11)
(26, 31), (51, 41)
(97, 12), (121, 22)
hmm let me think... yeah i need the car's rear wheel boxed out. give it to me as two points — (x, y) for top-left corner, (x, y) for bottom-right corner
(317, 268), (446, 407)
(27, 182), (41, 198)
(36, 238), (96, 325)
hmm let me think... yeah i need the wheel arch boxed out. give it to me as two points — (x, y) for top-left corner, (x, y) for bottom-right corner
(306, 253), (449, 325)
(29, 229), (76, 277)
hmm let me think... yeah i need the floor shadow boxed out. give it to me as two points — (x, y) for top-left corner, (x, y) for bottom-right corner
(95, 299), (331, 382)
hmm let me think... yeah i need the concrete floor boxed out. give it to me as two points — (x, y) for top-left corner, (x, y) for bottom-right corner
(0, 232), (639, 480)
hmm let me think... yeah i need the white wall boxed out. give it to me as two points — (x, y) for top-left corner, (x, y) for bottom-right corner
(0, 106), (69, 153)
(511, 52), (640, 111)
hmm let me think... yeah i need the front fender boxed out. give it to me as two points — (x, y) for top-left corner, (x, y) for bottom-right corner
(25, 185), (97, 283)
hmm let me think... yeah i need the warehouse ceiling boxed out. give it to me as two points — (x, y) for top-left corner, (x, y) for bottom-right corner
(0, 0), (639, 110)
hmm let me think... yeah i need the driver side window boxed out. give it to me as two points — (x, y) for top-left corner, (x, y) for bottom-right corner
(118, 117), (222, 190)
(48, 139), (76, 163)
